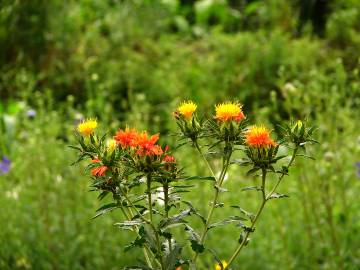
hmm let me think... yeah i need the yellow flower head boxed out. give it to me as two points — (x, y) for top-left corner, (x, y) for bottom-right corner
(215, 260), (228, 270)
(215, 102), (245, 123)
(245, 125), (276, 148)
(77, 118), (98, 136)
(177, 101), (197, 119)
(107, 139), (117, 153)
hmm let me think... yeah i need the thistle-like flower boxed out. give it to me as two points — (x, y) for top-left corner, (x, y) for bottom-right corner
(245, 125), (276, 148)
(77, 118), (98, 136)
(176, 101), (197, 119)
(135, 132), (163, 156)
(215, 102), (245, 123)
(113, 127), (139, 148)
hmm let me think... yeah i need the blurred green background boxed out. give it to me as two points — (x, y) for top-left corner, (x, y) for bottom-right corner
(0, 0), (359, 269)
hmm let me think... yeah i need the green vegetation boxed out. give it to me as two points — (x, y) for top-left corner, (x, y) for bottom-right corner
(0, 0), (359, 269)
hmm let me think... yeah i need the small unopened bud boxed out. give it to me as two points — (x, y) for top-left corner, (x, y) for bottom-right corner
(107, 139), (117, 153)
(292, 120), (303, 132)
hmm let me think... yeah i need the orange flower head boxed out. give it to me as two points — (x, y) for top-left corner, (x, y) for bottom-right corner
(135, 132), (163, 156)
(176, 267), (182, 270)
(215, 260), (228, 270)
(91, 165), (108, 177)
(245, 125), (277, 148)
(215, 102), (245, 123)
(114, 127), (139, 148)
(177, 101), (197, 119)
(77, 118), (98, 136)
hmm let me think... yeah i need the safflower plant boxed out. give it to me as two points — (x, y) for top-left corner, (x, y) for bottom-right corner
(71, 101), (317, 270)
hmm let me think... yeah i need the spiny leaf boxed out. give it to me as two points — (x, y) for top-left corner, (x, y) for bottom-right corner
(184, 176), (216, 181)
(230, 206), (254, 220)
(92, 203), (119, 219)
(241, 186), (261, 192)
(246, 167), (260, 176)
(208, 216), (247, 230)
(158, 209), (192, 231)
(115, 220), (144, 228)
(268, 193), (289, 200)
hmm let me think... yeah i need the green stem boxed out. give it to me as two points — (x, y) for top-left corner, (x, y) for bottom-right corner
(227, 146), (299, 268)
(147, 175), (153, 223)
(122, 191), (151, 224)
(119, 188), (164, 268)
(118, 201), (154, 268)
(194, 141), (218, 181)
(146, 174), (165, 270)
(266, 147), (298, 200)
(227, 168), (267, 268)
(192, 142), (232, 263)
(163, 183), (172, 251)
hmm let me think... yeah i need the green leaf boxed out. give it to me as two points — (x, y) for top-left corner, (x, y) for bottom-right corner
(181, 201), (206, 225)
(158, 209), (192, 231)
(296, 154), (315, 160)
(268, 193), (289, 200)
(272, 155), (287, 162)
(246, 167), (260, 176)
(124, 236), (146, 252)
(123, 266), (152, 270)
(68, 145), (82, 151)
(231, 158), (252, 166)
(230, 206), (254, 221)
(115, 220), (144, 230)
(92, 203), (119, 219)
(184, 175), (216, 181)
(208, 216), (246, 230)
(173, 184), (195, 188)
(190, 240), (205, 254)
(241, 186), (261, 192)
(237, 223), (255, 232)
(143, 225), (158, 251)
(97, 191), (109, 201)
(184, 225), (204, 253)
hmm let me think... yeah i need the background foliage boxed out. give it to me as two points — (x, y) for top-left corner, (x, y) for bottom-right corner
(0, 0), (359, 269)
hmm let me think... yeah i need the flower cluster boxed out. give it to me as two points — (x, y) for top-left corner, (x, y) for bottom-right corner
(72, 102), (316, 270)
(75, 120), (177, 180)
(114, 127), (164, 157)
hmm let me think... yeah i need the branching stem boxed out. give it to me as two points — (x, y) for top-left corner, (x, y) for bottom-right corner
(192, 141), (232, 263)
(227, 146), (299, 268)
